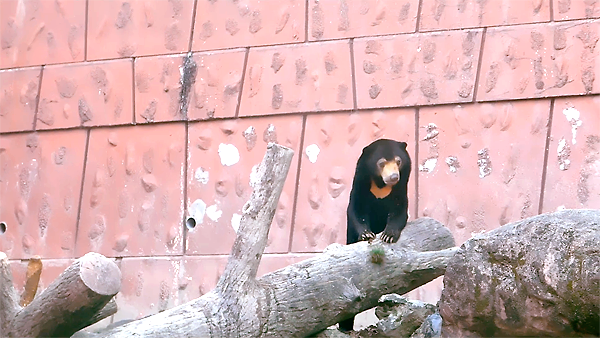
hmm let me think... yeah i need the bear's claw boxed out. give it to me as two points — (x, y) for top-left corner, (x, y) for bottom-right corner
(359, 230), (376, 241)
(381, 231), (400, 243)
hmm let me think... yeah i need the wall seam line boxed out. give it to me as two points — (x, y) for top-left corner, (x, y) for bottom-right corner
(472, 27), (487, 103)
(538, 98), (555, 214)
(73, 129), (91, 257)
(287, 114), (307, 253)
(188, 0), (199, 52)
(415, 0), (424, 32)
(84, 0), (89, 61)
(414, 107), (420, 219)
(235, 48), (251, 118)
(349, 39), (358, 110)
(183, 121), (190, 255)
(131, 58), (137, 124)
(32, 66), (45, 131)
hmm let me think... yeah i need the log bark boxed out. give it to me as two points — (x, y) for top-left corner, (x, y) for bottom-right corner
(3, 252), (122, 338)
(95, 220), (456, 338)
(92, 142), (457, 338)
(80, 298), (118, 331)
(439, 209), (600, 337)
(0, 252), (20, 337)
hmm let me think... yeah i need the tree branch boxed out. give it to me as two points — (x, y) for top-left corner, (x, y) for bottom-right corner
(95, 218), (456, 338)
(80, 298), (118, 331)
(5, 252), (122, 338)
(0, 252), (21, 337)
(216, 143), (295, 295)
(2, 144), (456, 338)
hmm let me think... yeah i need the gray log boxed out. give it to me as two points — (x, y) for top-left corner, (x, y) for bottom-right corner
(94, 146), (455, 338)
(4, 252), (121, 338)
(95, 219), (456, 338)
(439, 209), (600, 337)
(0, 252), (20, 337)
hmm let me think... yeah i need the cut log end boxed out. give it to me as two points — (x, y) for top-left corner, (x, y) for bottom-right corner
(80, 252), (122, 296)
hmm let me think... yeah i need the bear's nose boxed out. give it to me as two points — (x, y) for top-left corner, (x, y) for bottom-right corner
(388, 173), (399, 183)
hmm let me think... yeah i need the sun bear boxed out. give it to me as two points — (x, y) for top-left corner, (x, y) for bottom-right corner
(339, 138), (412, 332)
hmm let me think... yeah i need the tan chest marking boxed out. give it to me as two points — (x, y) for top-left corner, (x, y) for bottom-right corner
(370, 180), (392, 199)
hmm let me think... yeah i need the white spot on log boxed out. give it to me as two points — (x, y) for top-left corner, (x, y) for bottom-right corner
(563, 107), (582, 145)
(206, 204), (222, 222)
(231, 213), (242, 233)
(194, 167), (209, 184)
(305, 144), (320, 163)
(218, 143), (240, 166)
(556, 205), (566, 211)
(188, 199), (206, 225)
(419, 158), (437, 173)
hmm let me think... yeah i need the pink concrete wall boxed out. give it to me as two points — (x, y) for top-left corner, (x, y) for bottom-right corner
(1, 0), (598, 325)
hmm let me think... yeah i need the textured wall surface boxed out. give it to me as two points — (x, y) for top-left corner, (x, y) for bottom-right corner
(0, 0), (599, 328)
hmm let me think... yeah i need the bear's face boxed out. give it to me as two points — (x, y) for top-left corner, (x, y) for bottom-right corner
(375, 156), (402, 186)
(358, 139), (410, 197)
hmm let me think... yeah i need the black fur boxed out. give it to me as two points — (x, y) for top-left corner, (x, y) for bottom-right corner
(339, 138), (412, 332)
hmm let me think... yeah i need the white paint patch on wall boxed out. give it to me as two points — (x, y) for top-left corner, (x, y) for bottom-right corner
(445, 156), (460, 173)
(206, 204), (223, 222)
(305, 144), (320, 163)
(189, 199), (207, 225)
(563, 106), (582, 145)
(557, 138), (571, 171)
(218, 143), (240, 166)
(194, 167), (209, 184)
(419, 158), (437, 173)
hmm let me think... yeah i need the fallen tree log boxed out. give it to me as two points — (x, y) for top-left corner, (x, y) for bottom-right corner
(439, 209), (600, 337)
(1, 252), (121, 338)
(93, 143), (457, 338)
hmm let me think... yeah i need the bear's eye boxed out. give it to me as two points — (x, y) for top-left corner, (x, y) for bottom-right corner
(395, 156), (402, 165)
(377, 159), (386, 169)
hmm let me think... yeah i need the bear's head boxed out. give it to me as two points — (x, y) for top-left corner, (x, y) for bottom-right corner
(358, 139), (410, 198)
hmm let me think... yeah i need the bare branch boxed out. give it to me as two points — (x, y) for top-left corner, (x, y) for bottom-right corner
(216, 143), (295, 294)
(80, 298), (119, 331)
(95, 218), (456, 338)
(5, 252), (121, 337)
(0, 252), (21, 336)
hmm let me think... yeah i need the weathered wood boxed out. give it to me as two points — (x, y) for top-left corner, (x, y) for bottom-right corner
(19, 255), (42, 307)
(70, 299), (119, 338)
(81, 298), (118, 331)
(257, 219), (457, 337)
(0, 252), (20, 337)
(217, 142), (296, 295)
(95, 222), (455, 337)
(91, 144), (456, 338)
(2, 143), (458, 338)
(4, 252), (121, 338)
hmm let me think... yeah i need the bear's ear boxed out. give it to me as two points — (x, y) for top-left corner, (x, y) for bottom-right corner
(398, 141), (408, 149)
